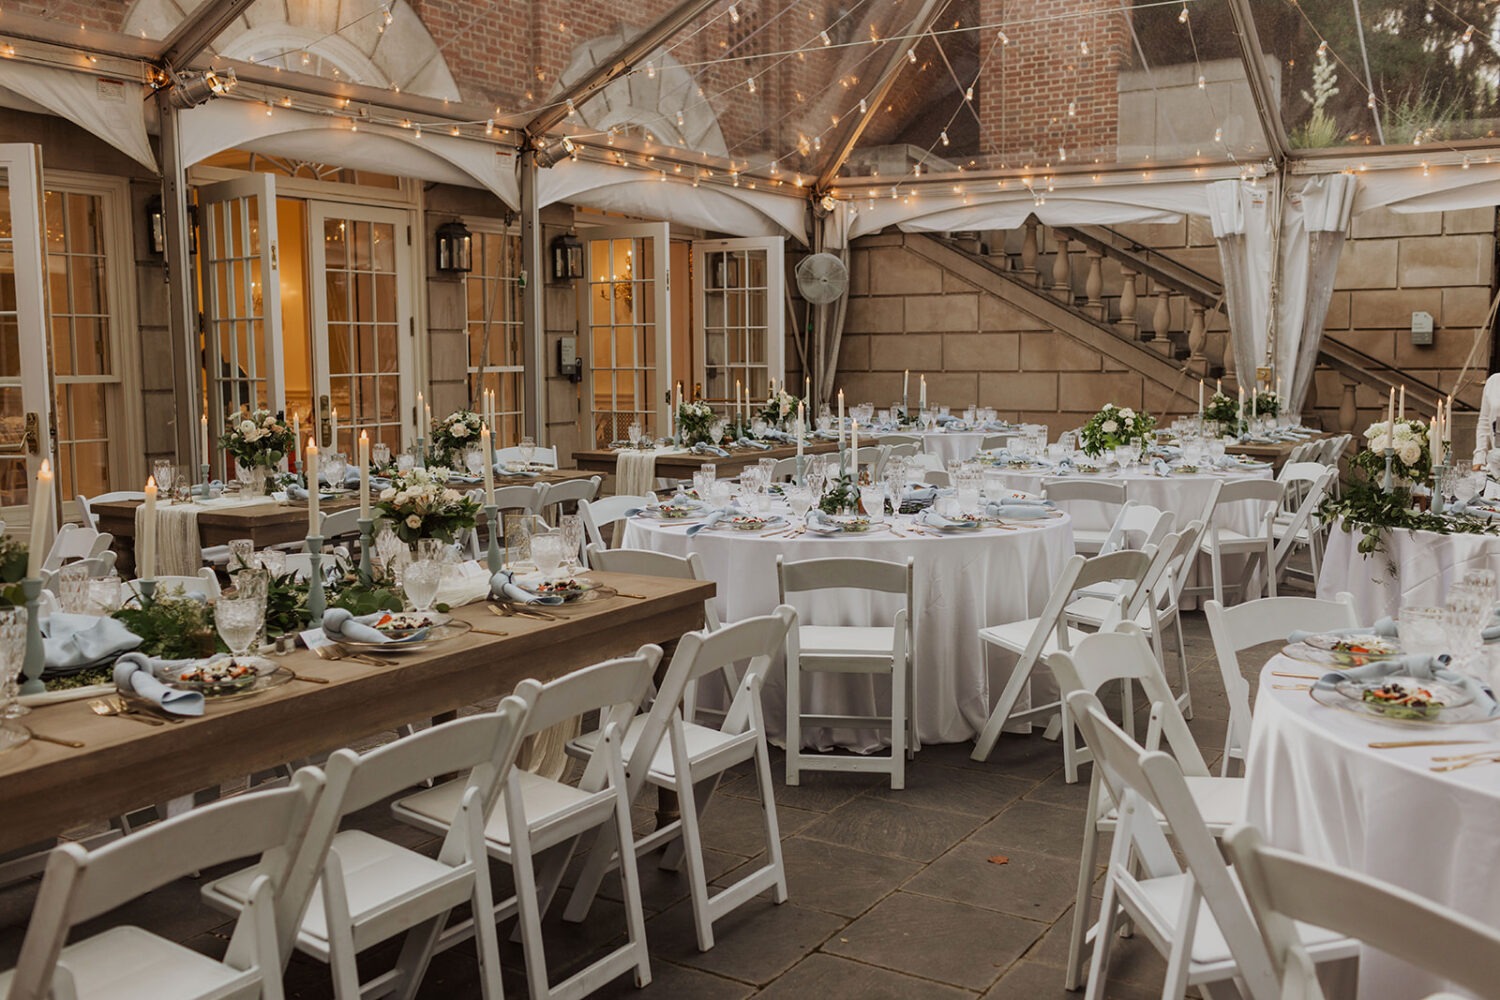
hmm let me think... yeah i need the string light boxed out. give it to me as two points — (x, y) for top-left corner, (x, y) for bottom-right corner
(1367, 93), (1376, 110)
(413, 122), (421, 138)
(746, 77), (756, 93)
(1463, 154), (1472, 169)
(728, 3), (739, 23)
(1463, 24), (1475, 43)
(1058, 146), (1067, 161)
(1197, 74), (1206, 89)
(1214, 126), (1223, 142)
(485, 118), (495, 135)
(565, 99), (576, 117)
(818, 30), (831, 46)
(381, 4), (392, 26)
(964, 86), (973, 101)
(1178, 3), (1189, 23)
(939, 129), (949, 146)
(1079, 39), (1089, 55)
(1067, 99), (1076, 117)
(1316, 40), (1328, 57)
(646, 61), (656, 79)
(907, 47), (917, 63)
(997, 30), (1009, 45)
(858, 98), (867, 114)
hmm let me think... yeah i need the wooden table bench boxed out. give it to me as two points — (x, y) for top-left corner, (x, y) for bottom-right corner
(0, 571), (710, 854)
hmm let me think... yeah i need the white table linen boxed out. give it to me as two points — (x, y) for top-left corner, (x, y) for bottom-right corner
(622, 513), (1074, 748)
(1318, 520), (1500, 622)
(614, 448), (690, 496)
(134, 496), (277, 576)
(1245, 656), (1500, 1000)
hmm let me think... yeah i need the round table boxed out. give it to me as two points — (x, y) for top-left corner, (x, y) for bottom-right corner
(988, 465), (1270, 534)
(1245, 656), (1500, 999)
(1318, 520), (1500, 622)
(621, 511), (1074, 748)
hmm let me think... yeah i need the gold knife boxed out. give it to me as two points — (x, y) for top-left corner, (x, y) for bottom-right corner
(1368, 739), (1489, 749)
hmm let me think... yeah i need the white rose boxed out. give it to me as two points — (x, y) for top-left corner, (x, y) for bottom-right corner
(1101, 420), (1118, 433)
(1119, 408), (1135, 420)
(379, 487), (396, 501)
(238, 419), (257, 436)
(405, 514), (423, 529)
(449, 422), (469, 438)
(1399, 442), (1421, 466)
(1369, 434), (1390, 452)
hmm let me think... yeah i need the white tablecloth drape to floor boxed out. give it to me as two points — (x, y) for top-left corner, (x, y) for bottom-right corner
(134, 496), (279, 576)
(1317, 519), (1500, 622)
(1245, 656), (1500, 1000)
(622, 514), (1074, 748)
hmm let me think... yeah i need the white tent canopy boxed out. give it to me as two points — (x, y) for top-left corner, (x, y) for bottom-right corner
(0, 62), (156, 172)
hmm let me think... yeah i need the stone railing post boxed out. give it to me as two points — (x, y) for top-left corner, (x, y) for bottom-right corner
(1051, 233), (1072, 301)
(1084, 248), (1104, 319)
(1153, 285), (1171, 349)
(1020, 218), (1039, 285)
(1117, 265), (1138, 337)
(1188, 302), (1208, 370)
(1339, 379), (1358, 435)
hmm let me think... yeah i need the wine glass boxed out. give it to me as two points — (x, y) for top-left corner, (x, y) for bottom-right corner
(530, 534), (565, 580)
(215, 590), (264, 660)
(0, 608), (29, 724)
(518, 436), (537, 466)
(751, 418), (768, 439)
(709, 421), (726, 447)
(228, 537), (256, 572)
(626, 421), (642, 448)
(464, 445), (486, 478)
(255, 548), (286, 577)
(699, 463), (717, 485)
(559, 515), (585, 572)
(402, 559), (443, 613)
(58, 565), (91, 614)
(374, 525), (407, 581)
(371, 441), (391, 468)
(786, 487), (813, 521)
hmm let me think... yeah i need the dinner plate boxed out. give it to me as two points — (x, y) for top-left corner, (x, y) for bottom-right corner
(1281, 641), (1404, 668)
(1308, 676), (1494, 726)
(711, 515), (788, 531)
(370, 611), (453, 639)
(335, 619), (473, 652)
(154, 655), (279, 696)
(817, 517), (890, 534)
(129, 662), (295, 704)
(637, 504), (708, 521)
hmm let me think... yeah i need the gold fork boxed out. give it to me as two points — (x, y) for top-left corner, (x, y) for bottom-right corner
(1431, 754), (1500, 772)
(310, 644), (385, 667)
(90, 698), (162, 726)
(110, 695), (182, 724)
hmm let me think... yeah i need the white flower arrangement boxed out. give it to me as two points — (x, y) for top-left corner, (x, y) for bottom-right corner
(1357, 419), (1431, 484)
(759, 388), (799, 427)
(219, 408), (293, 470)
(677, 400), (717, 445)
(429, 409), (487, 464)
(1079, 403), (1156, 457)
(376, 466), (481, 543)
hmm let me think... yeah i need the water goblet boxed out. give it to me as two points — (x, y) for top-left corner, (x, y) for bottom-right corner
(626, 422), (642, 448)
(396, 452), (416, 474)
(228, 537), (256, 572)
(374, 525), (407, 581)
(692, 470), (712, 497)
(751, 418), (768, 439)
(758, 456), (778, 486)
(709, 482), (733, 509)
(215, 590), (265, 660)
(518, 436), (537, 466)
(559, 515), (585, 571)
(371, 441), (391, 468)
(57, 564), (91, 614)
(153, 459), (176, 494)
(1400, 606), (1449, 656)
(530, 534), (565, 580)
(322, 452), (348, 490)
(401, 559), (443, 613)
(464, 445), (486, 478)
(1462, 569), (1497, 607)
(0, 608), (30, 731)
(786, 487), (813, 521)
(739, 467), (763, 498)
(710, 421), (726, 447)
(860, 485), (886, 521)
(255, 549), (286, 577)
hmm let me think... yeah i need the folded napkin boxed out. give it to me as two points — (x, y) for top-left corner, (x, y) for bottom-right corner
(984, 502), (1055, 520)
(759, 429), (795, 443)
(338, 468), (391, 490)
(944, 422), (971, 432)
(916, 510), (974, 529)
(902, 487), (940, 503)
(192, 480), (226, 499)
(489, 570), (566, 605)
(812, 429), (842, 441)
(112, 652), (205, 716)
(994, 496), (1054, 508)
(447, 473), (483, 485)
(323, 609), (406, 644)
(43, 613), (142, 670)
(1053, 457), (1076, 473)
(1291, 618), (1500, 645)
(805, 510), (845, 534)
(499, 466), (541, 478)
(735, 438), (772, 451)
(1449, 498), (1500, 519)
(1314, 654), (1498, 717)
(433, 561), (493, 609)
(1152, 458), (1173, 477)
(285, 482), (339, 502)
(1212, 456), (1241, 469)
(691, 442), (730, 457)
(685, 510), (733, 535)
(934, 414), (959, 426)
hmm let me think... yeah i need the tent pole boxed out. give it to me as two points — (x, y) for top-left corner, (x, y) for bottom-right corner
(157, 0), (259, 68)
(1225, 0), (1290, 162)
(519, 149), (546, 446)
(156, 92), (202, 467)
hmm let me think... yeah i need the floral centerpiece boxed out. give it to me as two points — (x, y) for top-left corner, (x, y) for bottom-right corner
(1353, 419), (1430, 486)
(677, 400), (716, 446)
(759, 388), (799, 430)
(376, 466), (481, 543)
(221, 408), (294, 472)
(429, 409), (486, 466)
(1254, 390), (1282, 418)
(1079, 404), (1156, 457)
(1203, 393), (1244, 436)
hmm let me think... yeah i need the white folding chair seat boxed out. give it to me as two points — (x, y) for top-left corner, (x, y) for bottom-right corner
(43, 522), (113, 571)
(394, 650), (660, 1000)
(778, 555), (914, 788)
(0, 770), (326, 1000)
(537, 476), (601, 521)
(1205, 593), (1358, 775)
(971, 548), (1156, 766)
(579, 495), (651, 551)
(127, 567), (220, 600)
(1043, 479), (1128, 555)
(563, 610), (796, 952)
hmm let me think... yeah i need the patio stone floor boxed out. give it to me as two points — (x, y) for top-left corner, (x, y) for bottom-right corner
(0, 611), (1266, 999)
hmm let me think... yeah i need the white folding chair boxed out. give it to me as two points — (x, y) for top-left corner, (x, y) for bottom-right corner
(537, 476), (601, 521)
(40, 553), (116, 596)
(0, 769), (325, 1000)
(1096, 503), (1174, 556)
(1204, 593), (1358, 775)
(1195, 478), (1286, 605)
(882, 441), (921, 463)
(1043, 479), (1128, 555)
(1066, 690), (1355, 1000)
(495, 445), (558, 469)
(318, 507), (362, 543)
(127, 566), (220, 601)
(578, 495), (652, 552)
(1270, 466), (1335, 592)
(777, 555), (915, 789)
(463, 484), (545, 559)
(766, 456), (799, 482)
(979, 433), (1013, 451)
(851, 444), (886, 478)
(878, 433), (923, 448)
(76, 490), (144, 531)
(202, 699), (531, 1000)
(1047, 626), (1248, 989)
(586, 544), (720, 632)
(970, 548), (1157, 764)
(1227, 824), (1500, 1000)
(43, 523), (113, 572)
(393, 648), (662, 1000)
(565, 608), (797, 951)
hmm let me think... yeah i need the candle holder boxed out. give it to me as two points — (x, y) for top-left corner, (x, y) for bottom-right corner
(137, 578), (157, 605)
(197, 462), (211, 498)
(18, 578), (43, 696)
(305, 535), (326, 621)
(1431, 458), (1452, 515)
(795, 453), (805, 488)
(1382, 446), (1396, 492)
(483, 504), (503, 573)
(416, 437), (426, 469)
(357, 518), (375, 586)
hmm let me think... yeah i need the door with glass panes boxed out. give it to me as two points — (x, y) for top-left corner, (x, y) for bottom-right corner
(308, 202), (413, 455)
(0, 144), (56, 530)
(693, 237), (785, 410)
(584, 224), (670, 447)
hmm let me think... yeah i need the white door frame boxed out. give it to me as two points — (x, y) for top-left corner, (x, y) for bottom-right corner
(306, 200), (416, 452)
(692, 236), (786, 405)
(199, 173), (285, 477)
(583, 222), (671, 445)
(0, 143), (56, 531)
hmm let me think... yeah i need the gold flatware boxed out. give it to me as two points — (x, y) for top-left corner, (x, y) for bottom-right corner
(287, 670), (330, 685)
(1272, 671), (1320, 680)
(1369, 739), (1488, 749)
(1273, 684), (1310, 691)
(110, 695), (183, 724)
(489, 603), (555, 622)
(614, 592), (647, 600)
(309, 643), (383, 667)
(27, 729), (85, 748)
(1430, 748), (1500, 761)
(471, 627), (511, 637)
(90, 698), (162, 726)
(1431, 754), (1500, 772)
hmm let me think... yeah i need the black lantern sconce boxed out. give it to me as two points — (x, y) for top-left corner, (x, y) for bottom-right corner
(146, 195), (198, 256)
(551, 232), (584, 282)
(435, 221), (473, 273)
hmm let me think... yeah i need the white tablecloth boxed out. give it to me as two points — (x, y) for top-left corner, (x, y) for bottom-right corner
(988, 466), (1269, 533)
(134, 495), (278, 576)
(622, 512), (1074, 748)
(1318, 520), (1500, 622)
(1245, 656), (1500, 999)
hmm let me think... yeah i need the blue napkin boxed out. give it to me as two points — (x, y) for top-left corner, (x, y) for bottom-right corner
(934, 414), (959, 426)
(192, 480), (226, 499)
(812, 429), (841, 441)
(1291, 617), (1500, 645)
(112, 653), (205, 716)
(1314, 654), (1498, 717)
(805, 510), (845, 534)
(1449, 498), (1500, 519)
(760, 429), (795, 443)
(916, 510), (975, 529)
(691, 442), (730, 457)
(489, 570), (566, 605)
(902, 487), (940, 504)
(498, 467), (540, 478)
(323, 609), (407, 644)
(985, 502), (1055, 520)
(735, 438), (772, 451)
(43, 613), (142, 669)
(285, 481), (339, 501)
(1152, 458), (1173, 477)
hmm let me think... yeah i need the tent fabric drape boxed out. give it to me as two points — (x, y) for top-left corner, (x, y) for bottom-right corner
(0, 63), (157, 171)
(1206, 178), (1275, 389)
(1279, 174), (1357, 413)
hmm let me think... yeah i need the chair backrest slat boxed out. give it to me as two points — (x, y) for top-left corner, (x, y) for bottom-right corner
(587, 544), (720, 630)
(777, 555), (911, 595)
(512, 647), (660, 737)
(1043, 478), (1128, 506)
(579, 495), (651, 549)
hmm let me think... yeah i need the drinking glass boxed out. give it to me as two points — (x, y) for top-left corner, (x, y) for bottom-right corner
(58, 564), (91, 614)
(464, 445), (486, 478)
(878, 409), (892, 426)
(709, 482), (733, 509)
(1400, 607), (1448, 656)
(710, 421), (726, 446)
(215, 591), (264, 659)
(751, 418), (768, 439)
(805, 460), (826, 498)
(530, 534), (565, 579)
(255, 548), (286, 577)
(518, 436), (537, 465)
(396, 452), (416, 473)
(692, 470), (711, 497)
(627, 421), (643, 447)
(699, 463), (717, 485)
(860, 485), (886, 521)
(559, 515), (585, 572)
(374, 525), (407, 580)
(402, 559), (443, 612)
(1443, 586), (1490, 675)
(956, 473), (983, 513)
(786, 487), (813, 520)
(228, 537), (256, 572)
(0, 608), (29, 733)
(1461, 569), (1497, 607)
(322, 452), (348, 490)
(739, 467), (763, 496)
(152, 459), (176, 494)
(371, 441), (391, 468)
(758, 456), (778, 485)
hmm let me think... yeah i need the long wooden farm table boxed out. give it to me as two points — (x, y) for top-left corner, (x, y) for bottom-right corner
(0, 571), (711, 854)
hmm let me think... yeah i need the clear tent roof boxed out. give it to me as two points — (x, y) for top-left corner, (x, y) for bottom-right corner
(2, 0), (1497, 187)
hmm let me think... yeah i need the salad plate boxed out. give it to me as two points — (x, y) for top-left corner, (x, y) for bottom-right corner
(822, 515), (889, 534)
(1281, 635), (1403, 667)
(336, 619), (473, 652)
(1309, 676), (1489, 725)
(140, 656), (293, 701)
(711, 515), (788, 531)
(638, 502), (706, 521)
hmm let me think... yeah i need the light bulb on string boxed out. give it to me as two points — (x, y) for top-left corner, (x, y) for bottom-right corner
(1214, 126), (1223, 142)
(1422, 161), (1429, 176)
(1059, 146), (1067, 161)
(485, 118), (495, 135)
(1464, 154), (1472, 169)
(907, 47), (917, 63)
(965, 86), (973, 101)
(1463, 24), (1475, 43)
(813, 135), (822, 151)
(1079, 39), (1089, 55)
(728, 2), (739, 22)
(858, 98), (867, 114)
(1367, 92), (1376, 110)
(264, 101), (273, 116)
(819, 30), (831, 45)
(746, 77), (756, 93)
(450, 126), (460, 136)
(1316, 40), (1328, 57)
(381, 4), (392, 26)
(565, 99), (576, 117)
(939, 129), (949, 146)
(301, 50), (311, 66)
(646, 61), (656, 79)
(997, 29), (1009, 45)
(1067, 99), (1077, 117)
(1178, 3), (1189, 23)
(1197, 74), (1206, 89)
(413, 123), (421, 138)
(676, 110), (685, 127)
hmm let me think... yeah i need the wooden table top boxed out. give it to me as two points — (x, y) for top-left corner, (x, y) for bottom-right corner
(0, 571), (710, 853)
(573, 441), (840, 477)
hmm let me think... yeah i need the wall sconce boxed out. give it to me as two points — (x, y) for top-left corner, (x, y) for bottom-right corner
(146, 196), (198, 256)
(550, 233), (583, 281)
(435, 221), (473, 272)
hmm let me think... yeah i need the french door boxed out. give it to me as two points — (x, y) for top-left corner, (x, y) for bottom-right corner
(308, 202), (413, 455)
(584, 224), (671, 447)
(693, 237), (785, 406)
(200, 174), (284, 478)
(0, 144), (56, 530)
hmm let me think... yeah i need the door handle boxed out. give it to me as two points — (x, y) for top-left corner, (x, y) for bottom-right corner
(0, 413), (41, 455)
(320, 394), (331, 448)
